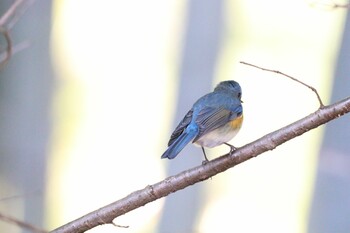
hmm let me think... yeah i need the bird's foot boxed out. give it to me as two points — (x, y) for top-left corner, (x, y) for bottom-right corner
(201, 147), (210, 164)
(202, 160), (209, 165)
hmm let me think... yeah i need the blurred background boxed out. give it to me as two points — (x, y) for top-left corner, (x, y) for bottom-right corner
(0, 0), (349, 232)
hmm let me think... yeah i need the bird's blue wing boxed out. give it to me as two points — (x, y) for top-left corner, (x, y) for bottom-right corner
(193, 105), (242, 142)
(168, 109), (193, 146)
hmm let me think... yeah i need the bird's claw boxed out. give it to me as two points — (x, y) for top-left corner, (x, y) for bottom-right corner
(229, 146), (237, 155)
(224, 143), (237, 155)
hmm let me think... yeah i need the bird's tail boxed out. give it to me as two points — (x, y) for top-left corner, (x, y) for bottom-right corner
(161, 126), (198, 159)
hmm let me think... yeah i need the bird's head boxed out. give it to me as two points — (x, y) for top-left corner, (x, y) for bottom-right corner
(214, 80), (242, 102)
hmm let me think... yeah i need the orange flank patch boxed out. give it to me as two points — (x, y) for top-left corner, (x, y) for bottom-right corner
(230, 115), (243, 130)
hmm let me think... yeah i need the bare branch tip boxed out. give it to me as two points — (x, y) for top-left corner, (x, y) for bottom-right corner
(112, 222), (129, 228)
(309, 0), (350, 10)
(239, 61), (325, 108)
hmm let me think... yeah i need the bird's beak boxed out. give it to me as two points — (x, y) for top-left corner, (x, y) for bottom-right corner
(241, 100), (244, 103)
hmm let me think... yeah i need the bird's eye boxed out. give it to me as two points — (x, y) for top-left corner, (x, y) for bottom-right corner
(238, 92), (242, 99)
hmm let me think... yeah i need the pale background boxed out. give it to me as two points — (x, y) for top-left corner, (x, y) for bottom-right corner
(0, 0), (349, 232)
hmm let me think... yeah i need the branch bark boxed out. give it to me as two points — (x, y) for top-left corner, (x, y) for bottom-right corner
(50, 96), (350, 233)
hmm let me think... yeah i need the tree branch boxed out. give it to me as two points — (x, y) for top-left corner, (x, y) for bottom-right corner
(0, 212), (48, 233)
(50, 96), (350, 233)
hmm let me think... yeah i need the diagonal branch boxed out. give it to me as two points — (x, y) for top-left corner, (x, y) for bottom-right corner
(0, 212), (48, 233)
(50, 96), (350, 233)
(0, 0), (35, 28)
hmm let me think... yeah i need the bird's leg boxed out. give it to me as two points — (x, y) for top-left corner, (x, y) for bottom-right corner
(201, 147), (209, 164)
(224, 143), (237, 155)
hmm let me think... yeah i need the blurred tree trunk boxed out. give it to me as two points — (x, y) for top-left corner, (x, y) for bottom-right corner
(308, 10), (350, 233)
(0, 1), (53, 232)
(158, 0), (224, 232)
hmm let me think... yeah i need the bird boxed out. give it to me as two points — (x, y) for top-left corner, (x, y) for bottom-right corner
(161, 80), (243, 161)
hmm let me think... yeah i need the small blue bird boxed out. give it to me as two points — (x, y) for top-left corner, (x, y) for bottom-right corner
(161, 80), (243, 161)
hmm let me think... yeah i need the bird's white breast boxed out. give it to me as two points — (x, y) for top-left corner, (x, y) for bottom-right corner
(194, 118), (242, 148)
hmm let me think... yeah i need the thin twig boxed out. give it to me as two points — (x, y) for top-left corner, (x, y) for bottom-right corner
(0, 212), (48, 233)
(7, 0), (36, 29)
(0, 189), (41, 202)
(0, 40), (30, 60)
(111, 222), (129, 228)
(0, 0), (24, 26)
(240, 61), (325, 108)
(50, 96), (350, 233)
(308, 0), (349, 10)
(0, 27), (12, 68)
(330, 3), (349, 8)
(0, 0), (35, 68)
(0, 0), (35, 28)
